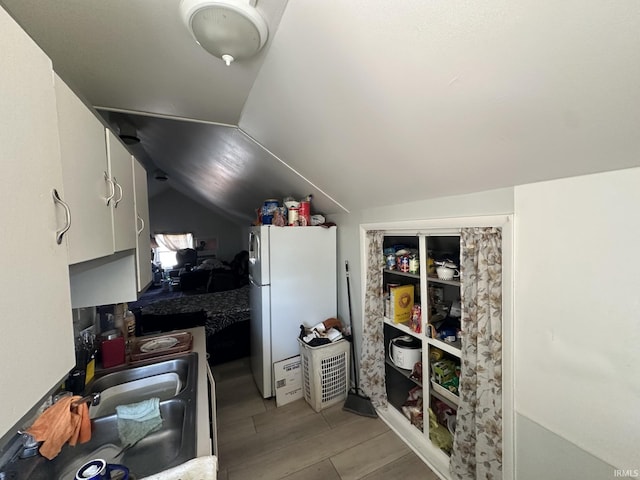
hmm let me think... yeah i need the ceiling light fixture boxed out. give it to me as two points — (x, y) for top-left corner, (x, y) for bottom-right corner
(180, 0), (268, 66)
(117, 122), (141, 145)
(154, 169), (169, 181)
(119, 134), (140, 145)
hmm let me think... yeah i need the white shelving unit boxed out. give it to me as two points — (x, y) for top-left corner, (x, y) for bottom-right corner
(361, 214), (512, 479)
(380, 233), (463, 480)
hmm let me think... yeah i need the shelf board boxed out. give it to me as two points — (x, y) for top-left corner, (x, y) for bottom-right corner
(377, 406), (451, 479)
(384, 317), (422, 339)
(389, 402), (424, 434)
(383, 268), (420, 279)
(426, 275), (461, 287)
(430, 380), (460, 407)
(426, 337), (461, 357)
(385, 356), (422, 387)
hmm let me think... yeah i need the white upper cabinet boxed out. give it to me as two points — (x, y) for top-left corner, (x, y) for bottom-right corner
(68, 149), (151, 308)
(69, 136), (141, 309)
(54, 75), (113, 264)
(133, 158), (152, 291)
(0, 6), (75, 438)
(106, 130), (136, 253)
(55, 84), (146, 308)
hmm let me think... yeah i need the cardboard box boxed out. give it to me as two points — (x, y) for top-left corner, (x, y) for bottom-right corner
(431, 359), (456, 385)
(390, 284), (415, 323)
(273, 355), (303, 407)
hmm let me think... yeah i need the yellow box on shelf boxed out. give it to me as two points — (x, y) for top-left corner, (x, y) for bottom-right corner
(389, 284), (414, 324)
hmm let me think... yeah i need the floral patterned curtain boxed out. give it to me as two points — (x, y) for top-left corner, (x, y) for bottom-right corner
(358, 230), (388, 407)
(450, 227), (503, 480)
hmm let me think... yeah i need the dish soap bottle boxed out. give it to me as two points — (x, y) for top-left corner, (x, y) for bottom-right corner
(124, 309), (136, 349)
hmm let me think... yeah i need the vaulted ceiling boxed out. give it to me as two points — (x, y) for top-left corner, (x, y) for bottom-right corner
(3, 0), (639, 224)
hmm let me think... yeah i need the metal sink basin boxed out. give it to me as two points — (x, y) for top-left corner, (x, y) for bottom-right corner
(87, 353), (196, 418)
(89, 372), (181, 418)
(4, 353), (198, 480)
(89, 372), (181, 419)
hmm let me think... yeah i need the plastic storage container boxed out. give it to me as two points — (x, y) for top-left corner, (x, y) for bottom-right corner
(297, 338), (350, 412)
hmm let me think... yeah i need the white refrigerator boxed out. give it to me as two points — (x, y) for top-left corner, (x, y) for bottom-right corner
(249, 225), (337, 398)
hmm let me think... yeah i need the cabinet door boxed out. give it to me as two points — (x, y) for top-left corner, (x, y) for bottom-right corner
(55, 75), (113, 264)
(0, 7), (75, 436)
(133, 158), (152, 291)
(107, 130), (136, 253)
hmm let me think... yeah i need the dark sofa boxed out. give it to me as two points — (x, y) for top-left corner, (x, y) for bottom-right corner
(178, 269), (210, 291)
(178, 250), (248, 293)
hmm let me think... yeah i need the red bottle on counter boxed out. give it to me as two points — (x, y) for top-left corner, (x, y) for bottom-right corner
(101, 331), (125, 368)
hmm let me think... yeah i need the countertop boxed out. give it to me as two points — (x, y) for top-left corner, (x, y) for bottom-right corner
(140, 455), (216, 480)
(187, 325), (212, 458)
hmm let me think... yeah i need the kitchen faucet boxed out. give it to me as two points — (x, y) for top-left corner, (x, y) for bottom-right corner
(0, 392), (100, 475)
(71, 392), (101, 408)
(0, 431), (39, 474)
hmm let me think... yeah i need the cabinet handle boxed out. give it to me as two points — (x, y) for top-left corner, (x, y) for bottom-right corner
(104, 171), (115, 206)
(113, 177), (123, 208)
(136, 214), (144, 235)
(52, 188), (71, 245)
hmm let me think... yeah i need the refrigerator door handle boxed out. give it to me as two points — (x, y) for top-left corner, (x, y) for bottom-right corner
(249, 231), (260, 265)
(249, 274), (267, 287)
(249, 231), (255, 262)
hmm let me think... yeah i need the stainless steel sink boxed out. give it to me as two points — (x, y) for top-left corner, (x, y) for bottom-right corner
(89, 353), (195, 394)
(87, 353), (197, 418)
(4, 353), (198, 480)
(89, 372), (181, 419)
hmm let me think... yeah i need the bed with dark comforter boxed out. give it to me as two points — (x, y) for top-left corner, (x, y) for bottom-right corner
(137, 285), (250, 365)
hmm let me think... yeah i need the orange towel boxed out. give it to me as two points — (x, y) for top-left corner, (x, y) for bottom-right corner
(69, 400), (91, 446)
(26, 395), (92, 460)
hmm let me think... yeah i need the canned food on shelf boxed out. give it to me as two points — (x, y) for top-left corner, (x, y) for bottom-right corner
(288, 207), (299, 226)
(262, 199), (279, 217)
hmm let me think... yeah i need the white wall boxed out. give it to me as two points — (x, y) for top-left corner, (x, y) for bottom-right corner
(149, 188), (245, 262)
(515, 414), (614, 479)
(514, 167), (640, 474)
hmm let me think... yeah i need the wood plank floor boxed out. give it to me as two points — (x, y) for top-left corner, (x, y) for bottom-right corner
(211, 357), (440, 480)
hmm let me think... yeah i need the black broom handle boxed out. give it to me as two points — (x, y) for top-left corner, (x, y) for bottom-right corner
(345, 261), (359, 391)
